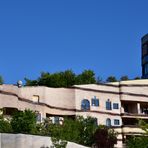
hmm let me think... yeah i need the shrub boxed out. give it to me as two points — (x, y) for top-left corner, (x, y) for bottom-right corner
(0, 115), (12, 133)
(11, 109), (37, 134)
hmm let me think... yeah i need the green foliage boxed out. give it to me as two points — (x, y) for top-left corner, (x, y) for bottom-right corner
(0, 110), (118, 148)
(126, 120), (148, 148)
(77, 116), (98, 146)
(51, 137), (67, 148)
(134, 76), (141, 80)
(43, 116), (98, 147)
(11, 109), (37, 134)
(0, 115), (12, 133)
(120, 75), (129, 81)
(75, 70), (96, 85)
(0, 75), (4, 84)
(139, 120), (148, 134)
(25, 69), (96, 87)
(106, 76), (117, 82)
(127, 136), (148, 148)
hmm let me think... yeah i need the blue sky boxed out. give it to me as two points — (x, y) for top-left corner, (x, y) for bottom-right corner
(0, 0), (147, 84)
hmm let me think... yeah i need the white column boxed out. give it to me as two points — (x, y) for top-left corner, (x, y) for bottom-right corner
(137, 103), (141, 114)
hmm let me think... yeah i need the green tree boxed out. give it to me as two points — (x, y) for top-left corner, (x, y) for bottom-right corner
(75, 70), (96, 85)
(24, 78), (38, 86)
(11, 109), (37, 134)
(0, 114), (12, 133)
(25, 69), (97, 87)
(45, 116), (98, 147)
(0, 75), (4, 84)
(134, 76), (141, 80)
(120, 75), (129, 81)
(126, 120), (148, 148)
(106, 76), (117, 82)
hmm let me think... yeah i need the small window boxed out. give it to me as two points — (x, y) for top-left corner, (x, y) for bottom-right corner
(54, 116), (59, 124)
(81, 99), (90, 111)
(114, 119), (120, 125)
(32, 95), (39, 103)
(91, 96), (99, 106)
(113, 103), (119, 109)
(106, 118), (111, 127)
(36, 113), (41, 122)
(106, 99), (112, 110)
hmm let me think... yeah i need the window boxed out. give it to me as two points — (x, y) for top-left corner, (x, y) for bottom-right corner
(36, 113), (41, 122)
(114, 119), (120, 125)
(91, 96), (99, 106)
(144, 63), (148, 75)
(32, 95), (39, 103)
(106, 118), (111, 127)
(81, 99), (90, 111)
(54, 116), (59, 124)
(106, 99), (112, 110)
(113, 103), (119, 109)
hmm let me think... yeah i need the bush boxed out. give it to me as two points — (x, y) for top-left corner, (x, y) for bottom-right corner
(11, 109), (37, 134)
(0, 115), (12, 133)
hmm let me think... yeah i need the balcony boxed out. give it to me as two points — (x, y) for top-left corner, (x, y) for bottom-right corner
(122, 125), (145, 135)
(121, 101), (148, 119)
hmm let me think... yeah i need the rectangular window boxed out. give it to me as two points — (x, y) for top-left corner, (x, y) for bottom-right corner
(91, 99), (99, 106)
(32, 95), (39, 103)
(113, 103), (119, 109)
(106, 101), (112, 110)
(36, 113), (41, 122)
(54, 116), (59, 124)
(114, 119), (120, 125)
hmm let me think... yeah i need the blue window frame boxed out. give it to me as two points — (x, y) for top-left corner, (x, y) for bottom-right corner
(81, 99), (90, 111)
(113, 103), (119, 109)
(106, 99), (112, 110)
(106, 118), (111, 127)
(114, 119), (120, 125)
(91, 96), (99, 106)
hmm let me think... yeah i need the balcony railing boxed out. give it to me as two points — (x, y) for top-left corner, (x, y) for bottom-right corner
(122, 125), (145, 135)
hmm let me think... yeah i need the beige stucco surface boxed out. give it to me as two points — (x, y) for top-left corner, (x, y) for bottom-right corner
(0, 133), (89, 148)
(0, 80), (148, 148)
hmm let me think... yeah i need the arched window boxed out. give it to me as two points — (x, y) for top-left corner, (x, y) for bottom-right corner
(106, 99), (112, 110)
(106, 118), (111, 127)
(81, 99), (90, 111)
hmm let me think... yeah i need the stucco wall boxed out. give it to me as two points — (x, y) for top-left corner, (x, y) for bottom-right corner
(0, 133), (89, 148)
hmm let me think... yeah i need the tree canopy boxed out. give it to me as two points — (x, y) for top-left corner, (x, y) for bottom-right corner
(106, 76), (117, 82)
(25, 69), (97, 88)
(0, 75), (4, 85)
(120, 75), (129, 81)
(24, 69), (141, 87)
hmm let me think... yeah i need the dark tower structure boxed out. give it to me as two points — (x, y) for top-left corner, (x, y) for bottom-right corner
(142, 34), (148, 78)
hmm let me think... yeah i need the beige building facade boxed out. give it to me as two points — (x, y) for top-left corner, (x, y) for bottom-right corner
(0, 79), (148, 147)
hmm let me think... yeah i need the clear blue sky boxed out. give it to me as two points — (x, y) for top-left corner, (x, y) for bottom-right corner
(0, 0), (147, 84)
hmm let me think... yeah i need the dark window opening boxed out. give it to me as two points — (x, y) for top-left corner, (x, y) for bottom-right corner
(106, 100), (112, 110)
(81, 99), (90, 111)
(113, 103), (119, 109)
(114, 119), (120, 125)
(91, 96), (99, 106)
(106, 118), (111, 127)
